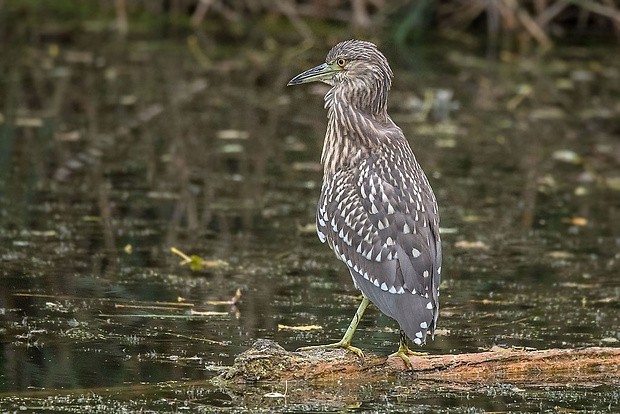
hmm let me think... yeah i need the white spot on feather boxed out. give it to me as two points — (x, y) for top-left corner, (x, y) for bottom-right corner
(412, 248), (421, 258)
(420, 321), (428, 329)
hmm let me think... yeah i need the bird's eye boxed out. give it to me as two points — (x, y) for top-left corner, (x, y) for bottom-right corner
(336, 58), (346, 68)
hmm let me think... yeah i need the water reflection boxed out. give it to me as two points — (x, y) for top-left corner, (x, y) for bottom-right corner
(0, 31), (619, 412)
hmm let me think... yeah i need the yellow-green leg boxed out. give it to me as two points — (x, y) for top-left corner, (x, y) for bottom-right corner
(389, 330), (428, 369)
(297, 296), (369, 362)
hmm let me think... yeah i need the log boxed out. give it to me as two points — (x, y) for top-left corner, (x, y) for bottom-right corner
(216, 339), (620, 386)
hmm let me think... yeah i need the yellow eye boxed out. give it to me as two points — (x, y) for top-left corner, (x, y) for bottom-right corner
(336, 58), (346, 68)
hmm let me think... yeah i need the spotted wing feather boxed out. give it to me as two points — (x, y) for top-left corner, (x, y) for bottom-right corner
(317, 149), (442, 345)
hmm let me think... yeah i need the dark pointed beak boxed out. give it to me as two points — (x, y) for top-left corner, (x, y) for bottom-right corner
(287, 63), (337, 86)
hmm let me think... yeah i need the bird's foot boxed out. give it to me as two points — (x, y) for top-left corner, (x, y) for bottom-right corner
(297, 340), (365, 363)
(389, 345), (427, 369)
(404, 349), (428, 356)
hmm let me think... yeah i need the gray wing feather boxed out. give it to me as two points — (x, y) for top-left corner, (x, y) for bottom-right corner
(316, 150), (442, 344)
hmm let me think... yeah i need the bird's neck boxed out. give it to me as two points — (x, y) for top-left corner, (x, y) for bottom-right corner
(321, 85), (394, 177)
(328, 78), (389, 115)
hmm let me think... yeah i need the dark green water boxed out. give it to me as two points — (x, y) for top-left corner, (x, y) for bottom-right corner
(0, 30), (619, 412)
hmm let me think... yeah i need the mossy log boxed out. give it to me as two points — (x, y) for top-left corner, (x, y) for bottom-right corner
(218, 339), (620, 386)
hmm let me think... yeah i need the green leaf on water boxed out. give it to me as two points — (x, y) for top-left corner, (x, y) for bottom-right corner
(190, 255), (204, 271)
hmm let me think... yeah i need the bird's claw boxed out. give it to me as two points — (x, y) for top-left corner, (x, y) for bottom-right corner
(389, 346), (427, 370)
(389, 349), (413, 369)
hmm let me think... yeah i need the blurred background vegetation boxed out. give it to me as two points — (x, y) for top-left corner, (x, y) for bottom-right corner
(2, 0), (619, 53)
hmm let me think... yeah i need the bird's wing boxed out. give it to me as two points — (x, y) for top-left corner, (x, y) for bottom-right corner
(316, 151), (442, 342)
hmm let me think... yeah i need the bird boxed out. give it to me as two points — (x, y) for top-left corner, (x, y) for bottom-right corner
(287, 40), (442, 367)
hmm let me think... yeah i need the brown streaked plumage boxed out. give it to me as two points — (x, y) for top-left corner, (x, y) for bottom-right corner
(288, 40), (442, 366)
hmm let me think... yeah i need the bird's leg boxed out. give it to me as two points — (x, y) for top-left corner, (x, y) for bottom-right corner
(389, 330), (428, 369)
(297, 296), (369, 362)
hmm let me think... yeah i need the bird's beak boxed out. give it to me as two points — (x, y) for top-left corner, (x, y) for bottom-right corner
(287, 62), (339, 86)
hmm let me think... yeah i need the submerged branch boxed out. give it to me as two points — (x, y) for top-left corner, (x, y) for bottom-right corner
(217, 339), (620, 386)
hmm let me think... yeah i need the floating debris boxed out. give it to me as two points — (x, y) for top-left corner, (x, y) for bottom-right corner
(292, 162), (322, 172)
(15, 117), (43, 128)
(206, 289), (242, 306)
(529, 107), (565, 120)
(562, 217), (588, 226)
(605, 177), (620, 191)
(455, 240), (489, 250)
(171, 247), (227, 271)
(552, 149), (582, 164)
(217, 129), (250, 140)
(54, 130), (81, 141)
(546, 251), (574, 259)
(277, 324), (322, 331)
(297, 223), (317, 234)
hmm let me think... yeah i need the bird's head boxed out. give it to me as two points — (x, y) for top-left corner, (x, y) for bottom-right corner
(288, 40), (393, 114)
(288, 40), (393, 88)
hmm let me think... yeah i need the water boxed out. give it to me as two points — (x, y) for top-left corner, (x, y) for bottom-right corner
(0, 29), (619, 412)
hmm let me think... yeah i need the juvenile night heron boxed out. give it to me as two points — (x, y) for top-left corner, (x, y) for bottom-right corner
(287, 40), (442, 367)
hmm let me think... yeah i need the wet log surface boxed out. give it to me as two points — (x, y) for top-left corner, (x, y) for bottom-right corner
(216, 339), (620, 387)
